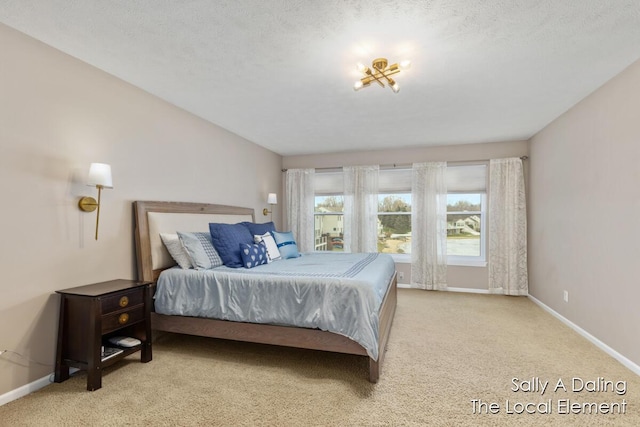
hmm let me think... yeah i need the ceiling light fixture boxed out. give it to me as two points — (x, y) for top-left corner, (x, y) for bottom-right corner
(353, 58), (411, 93)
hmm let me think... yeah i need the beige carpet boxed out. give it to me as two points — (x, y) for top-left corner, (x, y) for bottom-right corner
(1, 289), (638, 426)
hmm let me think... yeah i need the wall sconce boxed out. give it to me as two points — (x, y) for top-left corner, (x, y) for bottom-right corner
(78, 163), (113, 240)
(262, 193), (277, 218)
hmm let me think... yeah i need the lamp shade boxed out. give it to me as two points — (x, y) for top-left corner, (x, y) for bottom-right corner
(267, 193), (277, 205)
(87, 163), (113, 188)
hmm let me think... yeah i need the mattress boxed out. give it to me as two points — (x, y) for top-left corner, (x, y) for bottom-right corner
(154, 252), (396, 360)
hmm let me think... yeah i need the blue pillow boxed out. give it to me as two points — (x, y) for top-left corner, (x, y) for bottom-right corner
(209, 223), (255, 268)
(240, 242), (269, 269)
(272, 231), (300, 259)
(241, 221), (276, 236)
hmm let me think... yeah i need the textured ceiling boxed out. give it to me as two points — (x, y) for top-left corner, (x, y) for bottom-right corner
(1, 1), (640, 156)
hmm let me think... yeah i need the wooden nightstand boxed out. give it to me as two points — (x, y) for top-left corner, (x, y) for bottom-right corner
(54, 279), (153, 391)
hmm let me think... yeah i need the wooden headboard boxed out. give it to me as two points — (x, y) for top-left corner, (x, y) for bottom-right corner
(133, 201), (255, 282)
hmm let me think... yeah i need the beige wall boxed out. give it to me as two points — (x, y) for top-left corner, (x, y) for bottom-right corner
(0, 23), (282, 395)
(284, 140), (529, 288)
(529, 59), (640, 366)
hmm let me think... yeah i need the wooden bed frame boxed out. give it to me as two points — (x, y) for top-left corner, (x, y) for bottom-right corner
(133, 200), (397, 382)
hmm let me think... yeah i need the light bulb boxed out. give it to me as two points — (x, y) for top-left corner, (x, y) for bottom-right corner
(399, 60), (412, 70)
(356, 62), (367, 72)
(391, 83), (400, 93)
(353, 81), (364, 91)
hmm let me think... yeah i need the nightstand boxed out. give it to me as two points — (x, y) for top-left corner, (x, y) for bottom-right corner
(54, 279), (153, 391)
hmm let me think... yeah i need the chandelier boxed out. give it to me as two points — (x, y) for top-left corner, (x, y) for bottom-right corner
(353, 58), (411, 93)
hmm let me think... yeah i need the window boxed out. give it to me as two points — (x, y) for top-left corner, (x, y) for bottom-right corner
(446, 164), (487, 265)
(312, 164), (487, 265)
(314, 195), (344, 251)
(447, 193), (485, 261)
(314, 170), (345, 251)
(377, 168), (412, 255)
(378, 193), (411, 254)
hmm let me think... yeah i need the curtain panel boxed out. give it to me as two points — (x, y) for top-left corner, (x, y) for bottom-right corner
(285, 168), (315, 253)
(488, 158), (528, 295)
(343, 165), (379, 253)
(411, 162), (448, 290)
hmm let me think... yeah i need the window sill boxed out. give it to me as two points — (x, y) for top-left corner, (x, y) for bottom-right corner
(389, 253), (411, 264)
(387, 253), (487, 268)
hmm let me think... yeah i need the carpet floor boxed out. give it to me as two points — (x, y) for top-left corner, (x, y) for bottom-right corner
(1, 289), (638, 426)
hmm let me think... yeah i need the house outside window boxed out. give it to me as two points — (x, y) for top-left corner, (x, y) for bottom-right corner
(314, 195), (344, 251)
(446, 193), (485, 260)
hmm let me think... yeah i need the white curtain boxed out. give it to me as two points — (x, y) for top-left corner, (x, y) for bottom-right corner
(411, 162), (448, 290)
(343, 165), (379, 253)
(488, 158), (528, 295)
(285, 168), (315, 253)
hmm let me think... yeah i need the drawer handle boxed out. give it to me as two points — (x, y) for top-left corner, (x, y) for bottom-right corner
(118, 313), (129, 324)
(119, 296), (129, 307)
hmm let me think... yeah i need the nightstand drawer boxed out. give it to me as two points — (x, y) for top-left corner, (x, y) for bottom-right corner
(102, 306), (144, 333)
(101, 289), (144, 314)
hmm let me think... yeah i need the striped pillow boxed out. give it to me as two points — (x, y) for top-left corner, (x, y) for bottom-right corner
(177, 231), (223, 269)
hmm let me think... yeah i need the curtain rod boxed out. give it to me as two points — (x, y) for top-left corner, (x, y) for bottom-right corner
(281, 156), (528, 173)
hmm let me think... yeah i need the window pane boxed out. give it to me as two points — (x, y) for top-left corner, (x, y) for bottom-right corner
(377, 193), (412, 254)
(447, 194), (483, 257)
(314, 214), (343, 251)
(378, 194), (411, 212)
(378, 214), (412, 254)
(446, 194), (481, 212)
(447, 193), (482, 257)
(315, 195), (344, 213)
(447, 219), (481, 256)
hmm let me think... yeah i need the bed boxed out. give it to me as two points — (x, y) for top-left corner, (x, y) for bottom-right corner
(133, 200), (397, 382)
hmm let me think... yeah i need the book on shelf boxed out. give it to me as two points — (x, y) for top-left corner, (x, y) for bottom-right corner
(101, 346), (124, 362)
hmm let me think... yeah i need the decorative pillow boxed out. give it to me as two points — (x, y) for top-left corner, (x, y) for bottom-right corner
(159, 233), (193, 269)
(239, 242), (269, 269)
(254, 232), (281, 262)
(176, 231), (224, 270)
(209, 223), (255, 268)
(241, 221), (276, 236)
(271, 231), (300, 260)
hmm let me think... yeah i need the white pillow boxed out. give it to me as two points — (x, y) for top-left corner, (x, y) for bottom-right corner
(254, 232), (281, 262)
(160, 233), (193, 269)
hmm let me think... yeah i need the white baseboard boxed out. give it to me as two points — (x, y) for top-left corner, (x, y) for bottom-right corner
(0, 367), (81, 407)
(0, 374), (52, 407)
(446, 287), (490, 294)
(528, 295), (640, 377)
(398, 283), (490, 294)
